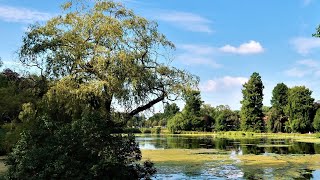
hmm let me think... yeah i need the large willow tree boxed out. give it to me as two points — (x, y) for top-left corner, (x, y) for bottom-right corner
(19, 0), (198, 118)
(7, 0), (198, 179)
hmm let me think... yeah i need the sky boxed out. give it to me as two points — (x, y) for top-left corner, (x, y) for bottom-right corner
(1, 0), (320, 110)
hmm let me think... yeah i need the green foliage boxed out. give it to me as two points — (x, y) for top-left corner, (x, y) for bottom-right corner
(7, 0), (199, 178)
(267, 108), (287, 133)
(0, 69), (42, 124)
(285, 86), (314, 133)
(215, 107), (240, 131)
(19, 0), (198, 119)
(183, 90), (202, 116)
(7, 111), (156, 179)
(155, 127), (161, 134)
(167, 91), (205, 133)
(167, 113), (187, 133)
(271, 83), (289, 111)
(267, 83), (289, 133)
(147, 113), (164, 128)
(164, 103), (180, 117)
(240, 72), (264, 132)
(200, 104), (216, 118)
(313, 109), (320, 132)
(200, 104), (216, 131)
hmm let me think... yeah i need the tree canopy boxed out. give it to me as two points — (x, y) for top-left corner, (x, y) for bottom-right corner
(267, 83), (289, 132)
(20, 0), (198, 119)
(285, 86), (314, 133)
(271, 83), (288, 112)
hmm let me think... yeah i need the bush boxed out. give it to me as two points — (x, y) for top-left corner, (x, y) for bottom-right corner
(6, 112), (156, 179)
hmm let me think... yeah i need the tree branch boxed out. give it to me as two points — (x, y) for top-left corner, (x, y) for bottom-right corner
(128, 93), (166, 117)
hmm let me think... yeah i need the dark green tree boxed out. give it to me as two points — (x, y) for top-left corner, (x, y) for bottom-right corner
(285, 86), (314, 133)
(164, 103), (180, 118)
(240, 72), (264, 132)
(271, 83), (289, 111)
(200, 104), (216, 131)
(313, 108), (320, 132)
(215, 106), (240, 131)
(267, 83), (289, 132)
(183, 90), (202, 116)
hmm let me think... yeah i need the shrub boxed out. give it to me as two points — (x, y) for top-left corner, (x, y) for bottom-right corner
(6, 112), (156, 179)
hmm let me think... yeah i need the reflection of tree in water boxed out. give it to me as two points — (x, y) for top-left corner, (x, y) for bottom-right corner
(289, 142), (315, 154)
(239, 139), (264, 155)
(241, 167), (316, 180)
(314, 144), (320, 154)
(143, 135), (320, 155)
(214, 138), (228, 150)
(154, 135), (166, 149)
(182, 164), (204, 177)
(297, 169), (314, 179)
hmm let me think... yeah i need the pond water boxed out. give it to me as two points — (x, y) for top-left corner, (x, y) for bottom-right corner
(136, 135), (320, 179)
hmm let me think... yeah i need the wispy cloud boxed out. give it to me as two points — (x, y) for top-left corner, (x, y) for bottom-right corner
(285, 59), (320, 77)
(176, 44), (221, 68)
(219, 40), (264, 55)
(303, 0), (313, 6)
(156, 11), (212, 33)
(297, 59), (318, 67)
(0, 5), (52, 23)
(284, 67), (311, 78)
(200, 76), (248, 92)
(290, 37), (320, 55)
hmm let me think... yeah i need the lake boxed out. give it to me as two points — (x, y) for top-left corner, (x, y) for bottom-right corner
(137, 134), (320, 179)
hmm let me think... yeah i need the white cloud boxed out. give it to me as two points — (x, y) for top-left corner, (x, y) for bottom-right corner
(0, 5), (52, 23)
(297, 59), (319, 68)
(219, 40), (264, 55)
(284, 67), (310, 78)
(157, 11), (212, 33)
(290, 37), (320, 55)
(200, 76), (248, 110)
(176, 44), (221, 68)
(284, 59), (320, 78)
(179, 44), (215, 55)
(200, 76), (248, 92)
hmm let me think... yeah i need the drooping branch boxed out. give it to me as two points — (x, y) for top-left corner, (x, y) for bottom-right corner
(128, 93), (166, 117)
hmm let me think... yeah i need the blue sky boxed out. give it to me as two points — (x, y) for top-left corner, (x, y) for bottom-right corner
(1, 0), (320, 110)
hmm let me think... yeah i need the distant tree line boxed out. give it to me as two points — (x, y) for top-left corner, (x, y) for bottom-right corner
(142, 72), (320, 134)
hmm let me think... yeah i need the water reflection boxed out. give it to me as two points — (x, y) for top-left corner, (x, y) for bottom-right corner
(136, 135), (320, 155)
(138, 135), (320, 179)
(154, 163), (320, 180)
